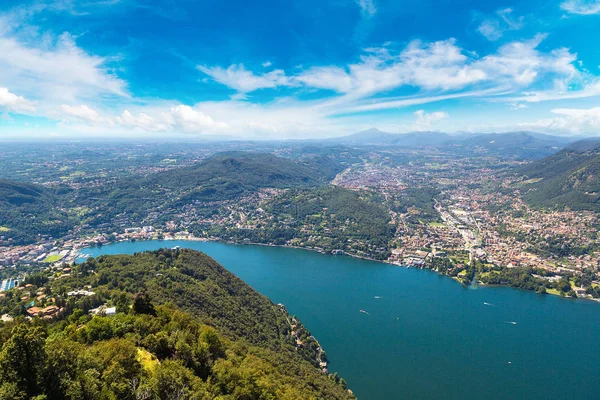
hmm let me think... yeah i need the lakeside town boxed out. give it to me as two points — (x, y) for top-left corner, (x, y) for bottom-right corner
(1, 143), (599, 302)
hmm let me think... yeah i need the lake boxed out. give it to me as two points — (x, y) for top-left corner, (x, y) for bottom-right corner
(80, 240), (600, 400)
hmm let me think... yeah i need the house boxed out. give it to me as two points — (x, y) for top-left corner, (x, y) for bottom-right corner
(89, 305), (116, 316)
(1, 314), (13, 322)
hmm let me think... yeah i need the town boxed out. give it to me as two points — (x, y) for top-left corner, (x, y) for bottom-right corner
(1, 143), (598, 301)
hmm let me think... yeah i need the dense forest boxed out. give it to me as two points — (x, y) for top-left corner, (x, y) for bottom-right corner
(0, 249), (354, 399)
(0, 180), (73, 245)
(518, 139), (600, 211)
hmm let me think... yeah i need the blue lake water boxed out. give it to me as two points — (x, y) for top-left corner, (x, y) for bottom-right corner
(81, 240), (600, 400)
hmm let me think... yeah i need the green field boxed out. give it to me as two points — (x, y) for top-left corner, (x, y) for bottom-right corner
(43, 254), (63, 263)
(546, 288), (561, 296)
(428, 222), (446, 227)
(0, 226), (10, 232)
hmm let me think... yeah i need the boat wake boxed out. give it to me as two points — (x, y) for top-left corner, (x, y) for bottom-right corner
(505, 321), (517, 325)
(374, 296), (383, 299)
(360, 310), (370, 315)
(483, 302), (495, 306)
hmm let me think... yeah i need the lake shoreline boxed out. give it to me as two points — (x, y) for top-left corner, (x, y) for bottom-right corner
(79, 237), (598, 303)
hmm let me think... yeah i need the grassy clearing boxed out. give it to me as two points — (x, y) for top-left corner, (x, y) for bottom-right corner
(546, 288), (561, 296)
(0, 226), (10, 232)
(514, 178), (543, 187)
(428, 222), (446, 227)
(43, 254), (63, 263)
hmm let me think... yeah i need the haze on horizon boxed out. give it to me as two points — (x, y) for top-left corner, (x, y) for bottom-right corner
(1, 0), (600, 140)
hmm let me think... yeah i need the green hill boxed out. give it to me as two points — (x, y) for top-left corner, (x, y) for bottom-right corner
(518, 140), (600, 211)
(0, 249), (354, 399)
(78, 152), (337, 220)
(0, 179), (72, 245)
(203, 186), (394, 259)
(144, 152), (331, 200)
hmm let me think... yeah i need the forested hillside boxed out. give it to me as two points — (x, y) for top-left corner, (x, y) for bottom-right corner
(0, 249), (354, 399)
(0, 179), (72, 245)
(75, 151), (340, 224)
(143, 152), (333, 199)
(518, 140), (600, 211)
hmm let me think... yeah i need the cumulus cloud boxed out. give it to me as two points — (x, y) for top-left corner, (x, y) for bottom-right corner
(560, 0), (600, 15)
(508, 102), (528, 110)
(198, 34), (581, 106)
(169, 105), (229, 131)
(0, 87), (35, 112)
(414, 110), (449, 129)
(2, 0), (598, 139)
(520, 106), (600, 133)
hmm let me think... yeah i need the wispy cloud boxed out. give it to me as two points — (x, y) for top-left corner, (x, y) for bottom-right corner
(356, 0), (376, 17)
(477, 8), (524, 41)
(560, 0), (600, 15)
(197, 64), (292, 93)
(2, 1), (600, 138)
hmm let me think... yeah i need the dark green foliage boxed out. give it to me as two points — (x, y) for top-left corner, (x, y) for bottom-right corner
(518, 141), (600, 211)
(132, 291), (156, 316)
(129, 151), (332, 204)
(0, 250), (354, 400)
(393, 187), (440, 220)
(0, 179), (73, 245)
(0, 325), (47, 398)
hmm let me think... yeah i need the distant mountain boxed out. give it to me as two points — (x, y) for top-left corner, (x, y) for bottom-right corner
(325, 129), (579, 159)
(518, 139), (600, 211)
(460, 131), (576, 159)
(327, 128), (452, 146)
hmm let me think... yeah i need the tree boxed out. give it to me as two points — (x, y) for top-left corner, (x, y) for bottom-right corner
(0, 324), (47, 397)
(536, 285), (547, 294)
(132, 292), (156, 316)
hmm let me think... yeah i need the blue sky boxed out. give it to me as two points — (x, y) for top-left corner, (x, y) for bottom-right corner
(1, 0), (600, 139)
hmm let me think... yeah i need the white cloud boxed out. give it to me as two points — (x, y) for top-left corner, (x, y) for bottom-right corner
(356, 0), (376, 17)
(560, 0), (600, 15)
(1, 0), (597, 139)
(0, 32), (127, 104)
(477, 8), (524, 41)
(475, 34), (576, 87)
(169, 105), (229, 131)
(198, 35), (579, 105)
(414, 110), (449, 129)
(508, 102), (528, 110)
(520, 106), (600, 133)
(59, 104), (103, 123)
(197, 64), (292, 93)
(117, 110), (169, 132)
(0, 87), (35, 112)
(478, 20), (503, 41)
(295, 66), (354, 93)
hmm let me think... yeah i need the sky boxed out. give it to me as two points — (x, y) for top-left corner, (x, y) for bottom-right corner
(1, 0), (600, 139)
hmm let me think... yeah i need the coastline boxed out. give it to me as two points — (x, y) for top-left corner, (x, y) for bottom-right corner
(77, 237), (598, 303)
